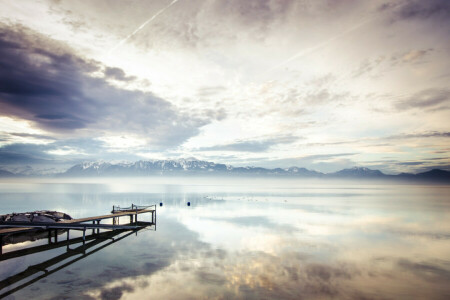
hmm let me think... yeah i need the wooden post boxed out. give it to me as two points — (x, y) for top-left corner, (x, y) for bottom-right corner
(66, 230), (70, 251)
(92, 220), (95, 235)
(0, 236), (3, 255)
(82, 228), (86, 245)
(48, 230), (52, 244)
(96, 220), (100, 234)
(54, 229), (58, 243)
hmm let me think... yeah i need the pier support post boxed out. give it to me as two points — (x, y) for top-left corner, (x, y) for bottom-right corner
(66, 230), (70, 250)
(96, 220), (100, 234)
(48, 230), (51, 244)
(54, 229), (58, 243)
(0, 236), (3, 255)
(82, 228), (86, 245)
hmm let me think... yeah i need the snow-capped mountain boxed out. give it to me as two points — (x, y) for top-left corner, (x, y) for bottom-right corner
(62, 159), (323, 177)
(63, 159), (230, 176)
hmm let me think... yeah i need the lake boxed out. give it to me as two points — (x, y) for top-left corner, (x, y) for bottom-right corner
(0, 177), (449, 300)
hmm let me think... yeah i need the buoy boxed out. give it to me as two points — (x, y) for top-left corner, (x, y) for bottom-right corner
(187, 202), (190, 206)
(160, 203), (163, 207)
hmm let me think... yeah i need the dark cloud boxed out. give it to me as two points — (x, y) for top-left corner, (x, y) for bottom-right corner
(99, 283), (134, 300)
(395, 89), (450, 111)
(396, 161), (424, 166)
(104, 67), (136, 82)
(211, 0), (293, 28)
(197, 135), (298, 152)
(0, 143), (56, 165)
(0, 23), (206, 148)
(386, 131), (450, 139)
(0, 139), (142, 167)
(397, 259), (450, 282)
(392, 0), (450, 21)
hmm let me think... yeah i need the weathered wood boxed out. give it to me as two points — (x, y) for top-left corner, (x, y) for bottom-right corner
(0, 222), (142, 230)
(0, 208), (155, 236)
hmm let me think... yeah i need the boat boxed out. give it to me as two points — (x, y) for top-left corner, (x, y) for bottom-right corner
(0, 210), (72, 223)
(0, 210), (73, 246)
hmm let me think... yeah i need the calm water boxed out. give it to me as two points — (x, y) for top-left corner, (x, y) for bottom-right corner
(0, 177), (449, 300)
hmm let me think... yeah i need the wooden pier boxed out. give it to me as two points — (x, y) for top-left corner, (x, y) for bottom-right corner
(0, 204), (156, 254)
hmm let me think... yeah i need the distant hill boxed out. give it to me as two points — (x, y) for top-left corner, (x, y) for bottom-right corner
(1, 159), (449, 182)
(327, 167), (385, 178)
(397, 169), (450, 182)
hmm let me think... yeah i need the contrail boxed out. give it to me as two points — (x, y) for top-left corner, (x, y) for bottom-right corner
(107, 0), (179, 55)
(262, 16), (377, 76)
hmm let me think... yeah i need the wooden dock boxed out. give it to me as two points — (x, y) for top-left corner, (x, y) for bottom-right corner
(0, 205), (156, 254)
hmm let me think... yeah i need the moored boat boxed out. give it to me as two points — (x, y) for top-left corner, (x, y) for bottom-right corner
(0, 210), (72, 223)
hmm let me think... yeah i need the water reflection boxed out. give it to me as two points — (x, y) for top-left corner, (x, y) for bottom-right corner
(0, 178), (449, 299)
(0, 222), (155, 299)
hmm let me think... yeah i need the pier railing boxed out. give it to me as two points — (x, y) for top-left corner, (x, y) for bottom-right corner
(111, 204), (156, 213)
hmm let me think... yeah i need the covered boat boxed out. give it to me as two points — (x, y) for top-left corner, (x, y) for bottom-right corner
(0, 210), (72, 223)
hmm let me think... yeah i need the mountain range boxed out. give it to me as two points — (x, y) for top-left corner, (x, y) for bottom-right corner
(1, 158), (448, 182)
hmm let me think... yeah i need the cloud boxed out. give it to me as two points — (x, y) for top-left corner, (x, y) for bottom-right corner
(0, 138), (146, 167)
(196, 135), (298, 152)
(99, 283), (134, 300)
(8, 132), (57, 140)
(396, 161), (424, 166)
(394, 89), (450, 111)
(0, 23), (207, 148)
(397, 259), (450, 282)
(195, 270), (226, 285)
(0, 141), (92, 166)
(196, 86), (227, 97)
(391, 0), (450, 21)
(386, 131), (450, 139)
(353, 49), (433, 78)
(103, 67), (136, 81)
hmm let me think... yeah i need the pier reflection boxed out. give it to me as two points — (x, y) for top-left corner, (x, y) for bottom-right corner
(0, 221), (155, 298)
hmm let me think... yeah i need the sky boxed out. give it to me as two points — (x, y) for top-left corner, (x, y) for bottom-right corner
(0, 0), (449, 175)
